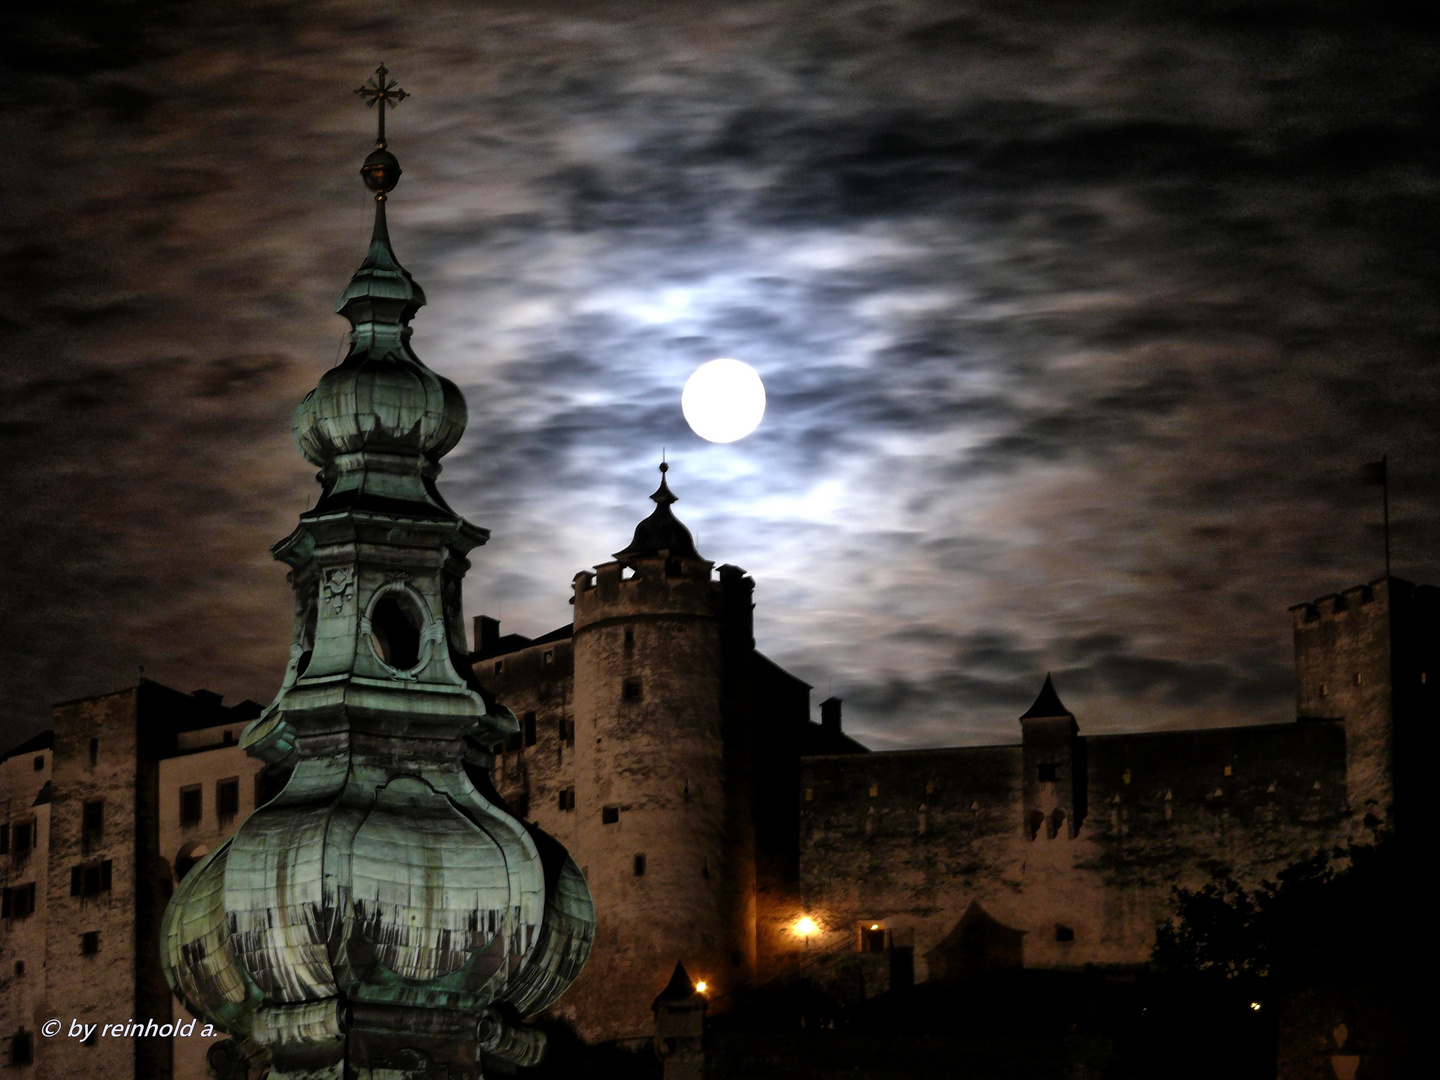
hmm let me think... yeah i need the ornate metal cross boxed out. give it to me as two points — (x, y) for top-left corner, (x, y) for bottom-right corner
(355, 63), (409, 147)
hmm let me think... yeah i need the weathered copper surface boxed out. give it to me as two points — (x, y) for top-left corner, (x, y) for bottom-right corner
(160, 69), (593, 1080)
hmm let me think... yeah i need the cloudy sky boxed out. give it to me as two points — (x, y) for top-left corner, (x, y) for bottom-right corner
(2, 1), (1436, 751)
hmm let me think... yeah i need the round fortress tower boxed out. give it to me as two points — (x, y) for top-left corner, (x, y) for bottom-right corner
(564, 464), (757, 1040)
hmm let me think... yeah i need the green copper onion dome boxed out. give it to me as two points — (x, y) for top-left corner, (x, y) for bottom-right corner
(294, 180), (466, 468)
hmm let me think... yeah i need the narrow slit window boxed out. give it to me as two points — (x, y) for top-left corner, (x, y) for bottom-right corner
(82, 799), (104, 835)
(81, 931), (100, 955)
(180, 786), (203, 827)
(523, 712), (537, 747)
(217, 778), (240, 820)
(633, 853), (646, 876)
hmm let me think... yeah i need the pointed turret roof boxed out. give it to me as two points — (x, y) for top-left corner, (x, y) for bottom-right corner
(614, 462), (702, 561)
(1019, 673), (1072, 720)
(652, 960), (701, 1011)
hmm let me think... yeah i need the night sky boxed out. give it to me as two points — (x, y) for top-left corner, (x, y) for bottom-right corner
(2, 1), (1437, 751)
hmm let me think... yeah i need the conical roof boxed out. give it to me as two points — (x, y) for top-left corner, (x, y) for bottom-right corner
(614, 463), (702, 561)
(652, 960), (701, 1011)
(1019, 673), (1072, 720)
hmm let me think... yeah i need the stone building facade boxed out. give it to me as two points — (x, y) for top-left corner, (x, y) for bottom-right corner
(0, 681), (265, 1078)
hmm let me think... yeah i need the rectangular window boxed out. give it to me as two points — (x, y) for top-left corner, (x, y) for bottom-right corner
(12, 820), (32, 854)
(33, 755), (44, 771)
(543, 649), (555, 666)
(633, 853), (646, 876)
(83, 798), (104, 835)
(89, 737), (99, 766)
(217, 778), (240, 820)
(81, 931), (100, 955)
(180, 785), (203, 826)
(523, 712), (537, 747)
(623, 628), (634, 647)
(557, 715), (568, 740)
(566, 720), (575, 747)
(71, 860), (113, 898)
(557, 788), (575, 812)
(0, 824), (8, 854)
(601, 805), (620, 825)
(2, 883), (37, 919)
(1055, 924), (1075, 943)
(1038, 763), (1059, 783)
(622, 678), (642, 701)
(493, 660), (504, 674)
(11, 1030), (33, 1065)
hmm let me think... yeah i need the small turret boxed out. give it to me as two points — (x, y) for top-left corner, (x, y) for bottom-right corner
(1019, 675), (1087, 840)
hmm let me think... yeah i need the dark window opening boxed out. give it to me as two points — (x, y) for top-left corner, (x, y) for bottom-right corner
(1055, 924), (1075, 943)
(2, 883), (37, 919)
(222, 729), (235, 745)
(1038, 763), (1059, 783)
(180, 786), (203, 826)
(71, 860), (112, 897)
(622, 678), (642, 701)
(861, 925), (886, 953)
(558, 788), (575, 812)
(556, 715), (567, 740)
(566, 720), (575, 746)
(0, 824), (8, 854)
(523, 712), (537, 747)
(13, 961), (23, 976)
(623, 628), (634, 647)
(494, 660), (505, 674)
(602, 805), (620, 825)
(11, 821), (33, 855)
(633, 853), (646, 876)
(543, 649), (554, 665)
(370, 593), (423, 670)
(81, 931), (100, 955)
(217, 778), (240, 820)
(1047, 808), (1067, 840)
(1025, 809), (1045, 841)
(12, 1030), (33, 1065)
(89, 737), (99, 766)
(83, 799), (104, 835)
(33, 755), (44, 771)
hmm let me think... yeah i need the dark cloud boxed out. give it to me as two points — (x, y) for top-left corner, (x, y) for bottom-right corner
(0, 0), (1436, 752)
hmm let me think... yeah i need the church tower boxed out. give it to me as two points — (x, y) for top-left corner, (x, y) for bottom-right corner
(159, 69), (593, 1080)
(564, 464), (757, 1041)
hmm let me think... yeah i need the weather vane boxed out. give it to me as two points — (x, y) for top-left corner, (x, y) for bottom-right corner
(355, 63), (409, 148)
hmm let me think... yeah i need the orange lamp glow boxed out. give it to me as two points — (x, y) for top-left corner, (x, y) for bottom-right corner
(695, 981), (708, 993)
(795, 916), (818, 936)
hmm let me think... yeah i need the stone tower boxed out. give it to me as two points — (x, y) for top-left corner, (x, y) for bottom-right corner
(159, 69), (593, 1080)
(1290, 576), (1440, 834)
(563, 464), (757, 1040)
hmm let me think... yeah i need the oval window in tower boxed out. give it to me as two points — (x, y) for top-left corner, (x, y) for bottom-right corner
(370, 590), (425, 670)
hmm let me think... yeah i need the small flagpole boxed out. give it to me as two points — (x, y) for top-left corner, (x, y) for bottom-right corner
(1382, 454), (1390, 579)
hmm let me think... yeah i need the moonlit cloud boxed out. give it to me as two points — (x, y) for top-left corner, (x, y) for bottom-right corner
(2, 1), (1437, 751)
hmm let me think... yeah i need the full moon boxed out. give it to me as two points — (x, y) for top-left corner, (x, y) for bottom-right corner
(681, 358), (767, 443)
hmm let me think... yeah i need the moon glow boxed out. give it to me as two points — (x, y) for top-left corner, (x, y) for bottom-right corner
(681, 359), (767, 443)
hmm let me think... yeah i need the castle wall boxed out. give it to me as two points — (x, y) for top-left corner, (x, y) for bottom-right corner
(799, 721), (1351, 995)
(483, 636), (577, 841)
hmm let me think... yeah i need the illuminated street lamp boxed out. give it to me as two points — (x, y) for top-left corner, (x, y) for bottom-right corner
(796, 915), (818, 959)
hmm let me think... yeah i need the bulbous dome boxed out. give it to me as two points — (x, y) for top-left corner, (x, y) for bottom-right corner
(292, 196), (467, 466)
(294, 353), (466, 466)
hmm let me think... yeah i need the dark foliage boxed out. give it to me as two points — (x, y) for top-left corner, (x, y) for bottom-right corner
(1153, 834), (1406, 987)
